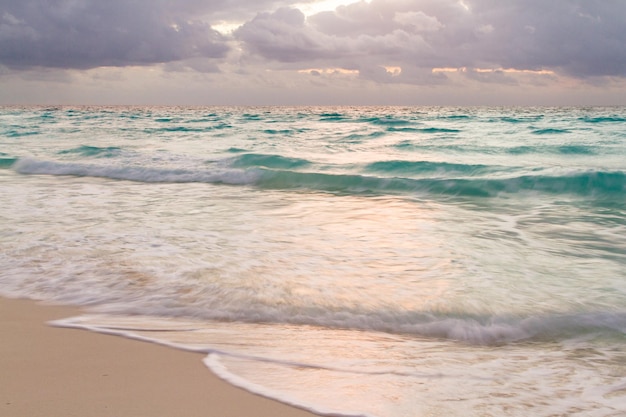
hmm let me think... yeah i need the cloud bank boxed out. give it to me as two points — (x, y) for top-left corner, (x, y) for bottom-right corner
(1, 0), (625, 104)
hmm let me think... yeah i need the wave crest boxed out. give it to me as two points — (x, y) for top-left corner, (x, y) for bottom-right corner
(12, 157), (624, 199)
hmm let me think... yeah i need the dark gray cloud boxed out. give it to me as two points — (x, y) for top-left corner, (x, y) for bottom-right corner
(0, 0), (230, 69)
(463, 0), (626, 78)
(236, 0), (626, 81)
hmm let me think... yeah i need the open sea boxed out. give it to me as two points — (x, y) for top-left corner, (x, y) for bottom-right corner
(1, 105), (625, 417)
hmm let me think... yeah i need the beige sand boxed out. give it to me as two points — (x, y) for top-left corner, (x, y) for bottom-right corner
(0, 297), (318, 417)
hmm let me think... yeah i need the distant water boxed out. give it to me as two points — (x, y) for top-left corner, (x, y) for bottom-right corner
(1, 106), (625, 417)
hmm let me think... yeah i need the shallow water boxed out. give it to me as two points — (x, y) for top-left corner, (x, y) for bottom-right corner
(1, 106), (625, 416)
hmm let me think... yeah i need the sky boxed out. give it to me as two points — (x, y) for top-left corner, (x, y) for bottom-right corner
(1, 0), (626, 106)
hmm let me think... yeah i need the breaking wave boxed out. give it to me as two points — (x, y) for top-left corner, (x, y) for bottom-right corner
(12, 157), (625, 199)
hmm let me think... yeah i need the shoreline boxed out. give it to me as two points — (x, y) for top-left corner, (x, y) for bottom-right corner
(0, 296), (318, 417)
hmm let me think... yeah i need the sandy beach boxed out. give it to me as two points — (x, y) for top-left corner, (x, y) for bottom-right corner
(0, 296), (318, 417)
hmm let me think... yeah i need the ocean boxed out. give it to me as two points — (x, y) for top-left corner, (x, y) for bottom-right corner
(1, 105), (625, 416)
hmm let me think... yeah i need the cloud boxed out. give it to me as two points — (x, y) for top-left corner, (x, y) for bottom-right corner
(393, 11), (444, 32)
(235, 5), (434, 74)
(466, 0), (626, 78)
(0, 0), (230, 69)
(1, 0), (625, 90)
(235, 8), (326, 62)
(236, 0), (626, 82)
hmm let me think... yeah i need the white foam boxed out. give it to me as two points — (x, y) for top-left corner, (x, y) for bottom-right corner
(52, 314), (372, 417)
(204, 354), (372, 417)
(50, 312), (626, 417)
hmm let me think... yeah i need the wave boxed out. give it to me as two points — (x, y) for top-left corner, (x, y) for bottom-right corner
(226, 147), (248, 153)
(227, 153), (311, 169)
(241, 113), (264, 121)
(362, 117), (411, 126)
(12, 158), (262, 185)
(338, 310), (626, 345)
(440, 114), (471, 120)
(507, 145), (597, 155)
(386, 127), (460, 133)
(319, 112), (345, 121)
(499, 115), (544, 123)
(579, 116), (626, 123)
(144, 125), (232, 133)
(12, 158), (625, 199)
(262, 129), (297, 135)
(342, 131), (387, 141)
(404, 311), (626, 345)
(257, 170), (625, 198)
(395, 141), (607, 156)
(364, 160), (493, 176)
(2, 129), (40, 138)
(531, 128), (571, 135)
(58, 145), (123, 158)
(94, 299), (626, 346)
(0, 157), (18, 168)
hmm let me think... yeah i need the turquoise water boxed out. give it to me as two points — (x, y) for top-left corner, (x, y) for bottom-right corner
(1, 106), (625, 416)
